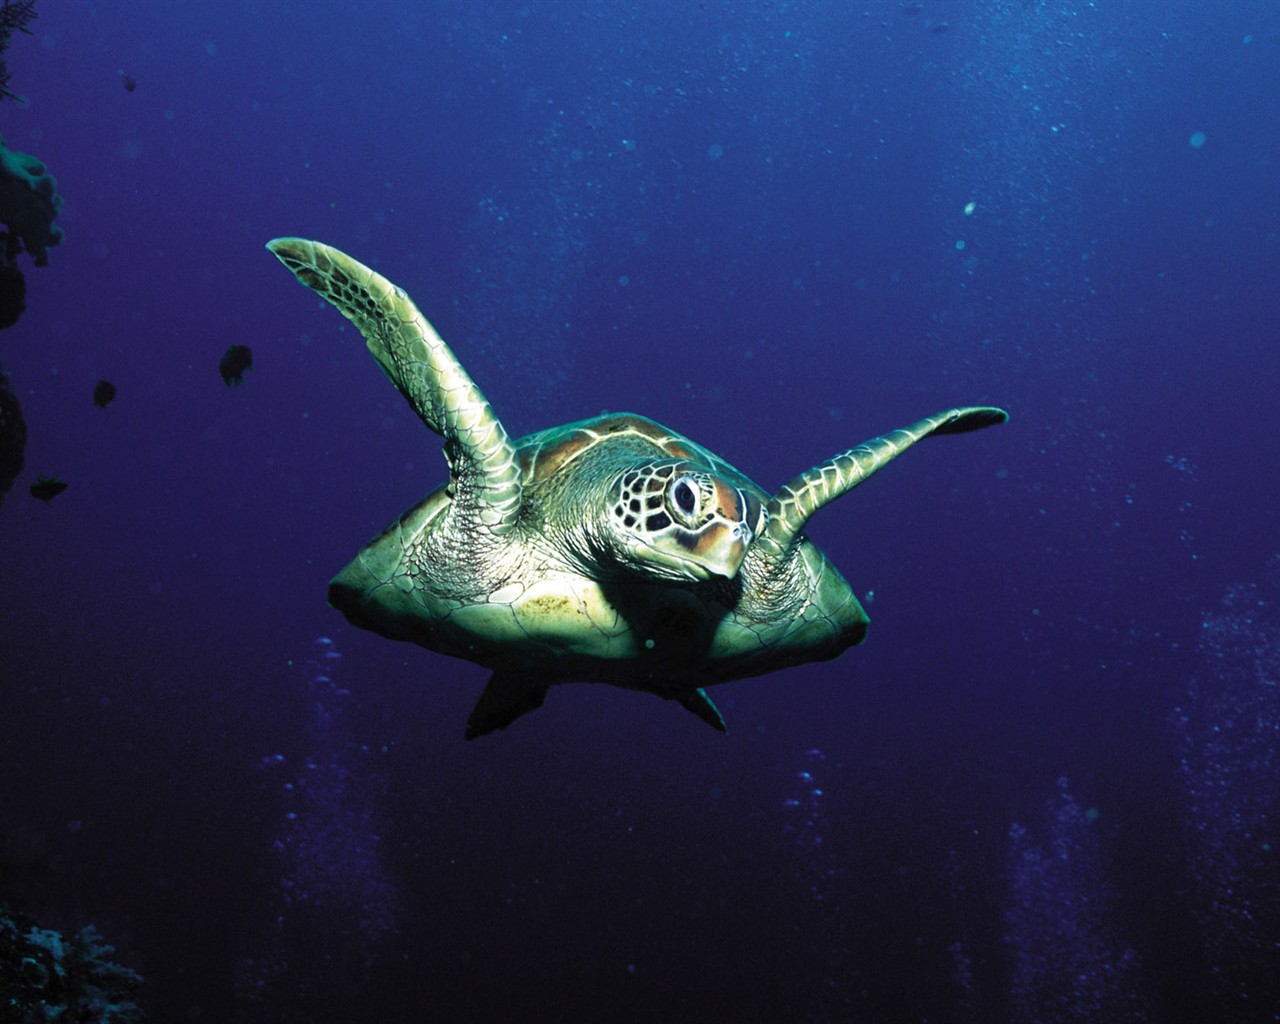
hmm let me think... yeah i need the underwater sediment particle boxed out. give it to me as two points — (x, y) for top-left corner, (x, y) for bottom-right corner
(235, 636), (396, 1010)
(1175, 566), (1280, 1013)
(1004, 777), (1148, 1022)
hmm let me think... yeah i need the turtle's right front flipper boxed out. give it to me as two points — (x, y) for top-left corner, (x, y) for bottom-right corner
(267, 238), (522, 537)
(756, 406), (1008, 561)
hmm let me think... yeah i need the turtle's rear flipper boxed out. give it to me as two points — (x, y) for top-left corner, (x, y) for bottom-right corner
(671, 687), (727, 733)
(465, 673), (549, 739)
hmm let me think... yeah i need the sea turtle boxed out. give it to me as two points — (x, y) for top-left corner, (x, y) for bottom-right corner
(268, 238), (1007, 739)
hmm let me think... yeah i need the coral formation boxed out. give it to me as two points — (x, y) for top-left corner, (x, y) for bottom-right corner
(0, 1), (62, 329)
(0, 901), (146, 1023)
(0, 0), (37, 103)
(0, 135), (63, 269)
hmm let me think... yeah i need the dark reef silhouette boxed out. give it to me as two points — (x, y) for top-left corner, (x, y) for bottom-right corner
(0, 0), (62, 330)
(0, 1), (67, 509)
(0, 900), (146, 1023)
(0, 359), (24, 505)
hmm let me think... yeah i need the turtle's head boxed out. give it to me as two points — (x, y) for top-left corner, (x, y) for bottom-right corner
(607, 461), (764, 582)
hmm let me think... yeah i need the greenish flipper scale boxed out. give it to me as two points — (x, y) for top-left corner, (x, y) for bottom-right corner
(267, 237), (523, 537)
(267, 237), (1010, 739)
(756, 406), (1009, 560)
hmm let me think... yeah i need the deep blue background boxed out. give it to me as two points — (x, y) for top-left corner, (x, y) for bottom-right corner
(2, 2), (1278, 1021)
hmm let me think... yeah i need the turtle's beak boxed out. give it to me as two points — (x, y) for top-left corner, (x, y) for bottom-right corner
(627, 525), (749, 583)
(670, 478), (758, 580)
(685, 521), (751, 580)
(686, 477), (759, 579)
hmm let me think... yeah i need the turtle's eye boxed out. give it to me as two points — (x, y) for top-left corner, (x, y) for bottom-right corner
(669, 476), (700, 525)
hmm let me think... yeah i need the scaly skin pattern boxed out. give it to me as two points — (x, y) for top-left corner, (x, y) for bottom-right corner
(266, 238), (523, 543)
(268, 237), (1008, 735)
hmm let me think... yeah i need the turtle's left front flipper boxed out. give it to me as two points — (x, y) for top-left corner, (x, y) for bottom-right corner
(756, 406), (1008, 559)
(267, 238), (522, 538)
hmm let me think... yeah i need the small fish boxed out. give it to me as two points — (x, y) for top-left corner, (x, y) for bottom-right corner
(93, 379), (117, 409)
(121, 71), (137, 92)
(220, 344), (253, 386)
(30, 476), (68, 503)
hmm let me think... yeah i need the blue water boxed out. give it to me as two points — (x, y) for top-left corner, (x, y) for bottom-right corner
(1, 2), (1278, 1021)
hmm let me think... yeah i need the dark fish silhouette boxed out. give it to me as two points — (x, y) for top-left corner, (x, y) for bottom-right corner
(93, 379), (116, 408)
(121, 73), (137, 93)
(30, 476), (67, 503)
(220, 345), (253, 386)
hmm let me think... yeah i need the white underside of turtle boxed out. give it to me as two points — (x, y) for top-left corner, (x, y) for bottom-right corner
(268, 238), (1007, 739)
